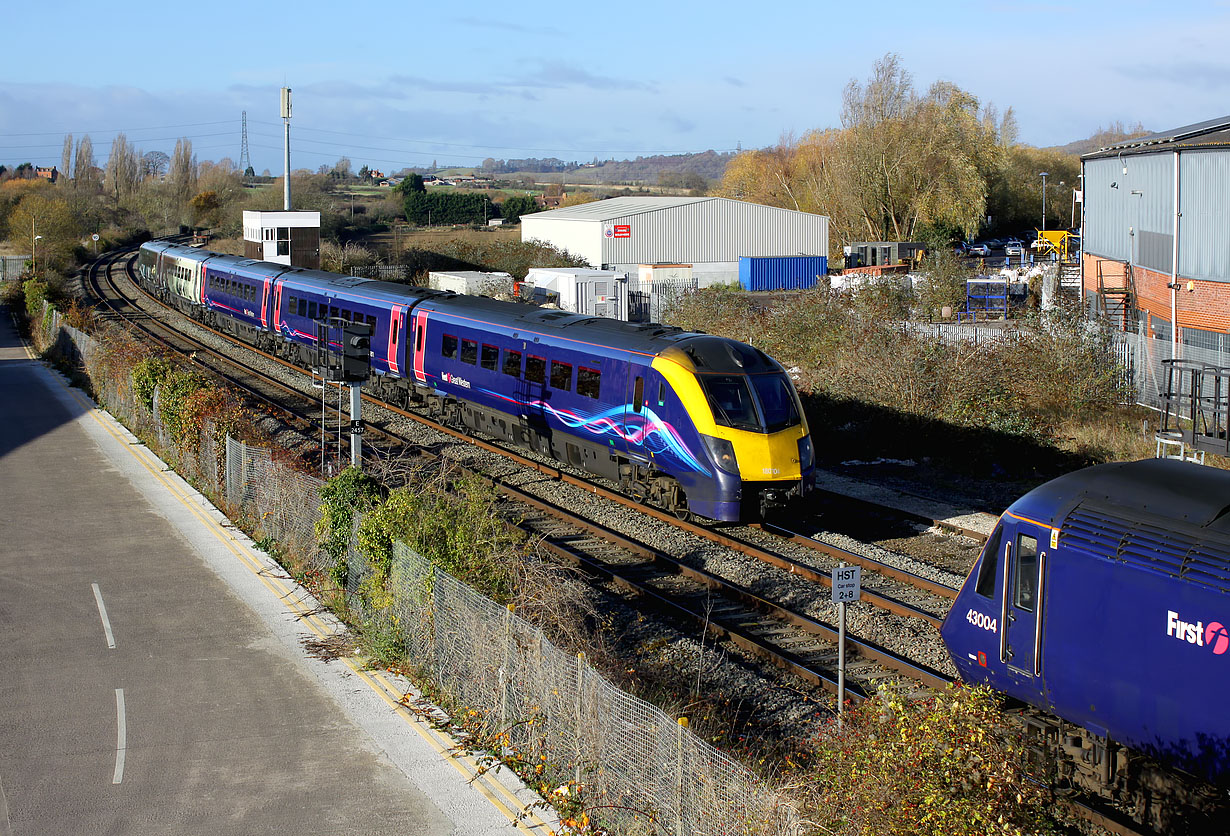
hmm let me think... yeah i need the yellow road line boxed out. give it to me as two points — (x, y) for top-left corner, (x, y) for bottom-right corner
(45, 368), (549, 835)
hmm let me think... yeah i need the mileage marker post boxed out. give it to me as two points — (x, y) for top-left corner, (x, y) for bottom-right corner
(831, 564), (861, 726)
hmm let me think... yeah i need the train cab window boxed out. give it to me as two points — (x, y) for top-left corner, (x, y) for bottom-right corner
(578, 367), (601, 399)
(480, 344), (499, 371)
(526, 355), (546, 385)
(461, 339), (478, 365)
(1014, 535), (1039, 612)
(503, 349), (522, 377)
(441, 334), (458, 359)
(749, 373), (800, 431)
(657, 382), (667, 407)
(974, 524), (1002, 598)
(700, 375), (757, 430)
(550, 361), (573, 391)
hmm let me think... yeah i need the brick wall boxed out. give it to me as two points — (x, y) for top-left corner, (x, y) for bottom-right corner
(1083, 254), (1230, 333)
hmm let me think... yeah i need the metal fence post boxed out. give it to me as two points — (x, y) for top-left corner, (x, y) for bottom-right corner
(574, 652), (585, 788)
(676, 716), (689, 836)
(499, 603), (514, 736)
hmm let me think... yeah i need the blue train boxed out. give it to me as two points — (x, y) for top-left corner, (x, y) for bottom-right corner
(941, 458), (1230, 810)
(136, 240), (815, 521)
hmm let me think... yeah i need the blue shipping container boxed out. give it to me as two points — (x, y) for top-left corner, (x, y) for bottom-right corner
(738, 255), (828, 291)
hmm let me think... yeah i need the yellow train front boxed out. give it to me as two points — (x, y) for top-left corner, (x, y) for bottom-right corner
(641, 335), (815, 521)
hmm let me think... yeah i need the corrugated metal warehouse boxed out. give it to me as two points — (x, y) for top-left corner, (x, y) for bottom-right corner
(1082, 115), (1230, 347)
(520, 196), (828, 287)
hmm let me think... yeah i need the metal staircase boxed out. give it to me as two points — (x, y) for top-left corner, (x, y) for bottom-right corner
(1096, 259), (1137, 331)
(1057, 260), (1081, 298)
(1157, 359), (1229, 458)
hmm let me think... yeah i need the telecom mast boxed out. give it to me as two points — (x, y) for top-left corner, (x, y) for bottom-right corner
(239, 111), (252, 176)
(281, 87), (292, 210)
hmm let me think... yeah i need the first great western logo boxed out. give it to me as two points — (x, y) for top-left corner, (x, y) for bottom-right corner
(1167, 610), (1230, 655)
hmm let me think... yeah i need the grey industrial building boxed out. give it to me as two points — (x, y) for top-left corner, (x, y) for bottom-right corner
(520, 196), (829, 287)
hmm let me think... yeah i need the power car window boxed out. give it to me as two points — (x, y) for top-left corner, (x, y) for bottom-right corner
(1014, 534), (1039, 612)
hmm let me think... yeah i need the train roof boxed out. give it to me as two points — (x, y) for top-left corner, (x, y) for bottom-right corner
(1012, 458), (1230, 536)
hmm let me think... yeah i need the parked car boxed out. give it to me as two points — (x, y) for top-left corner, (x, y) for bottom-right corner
(965, 242), (990, 256)
(1004, 239), (1024, 256)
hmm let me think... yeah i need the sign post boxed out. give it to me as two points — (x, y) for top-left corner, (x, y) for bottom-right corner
(831, 564), (861, 726)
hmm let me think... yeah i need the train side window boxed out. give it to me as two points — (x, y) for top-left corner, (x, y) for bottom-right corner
(367, 315), (376, 331)
(461, 339), (478, 365)
(441, 334), (458, 359)
(550, 361), (573, 391)
(297, 298), (307, 317)
(974, 524), (1002, 598)
(330, 306), (340, 320)
(503, 349), (522, 377)
(287, 295), (296, 312)
(577, 367), (601, 399)
(1014, 534), (1039, 612)
(480, 344), (499, 371)
(526, 355), (546, 385)
(633, 376), (644, 413)
(657, 381), (666, 407)
(308, 301), (318, 319)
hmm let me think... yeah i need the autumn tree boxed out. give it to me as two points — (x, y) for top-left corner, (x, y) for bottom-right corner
(167, 138), (198, 224)
(142, 150), (170, 179)
(7, 192), (80, 270)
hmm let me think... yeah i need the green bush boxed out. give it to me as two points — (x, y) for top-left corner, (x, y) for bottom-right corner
(315, 466), (384, 585)
(806, 684), (1055, 836)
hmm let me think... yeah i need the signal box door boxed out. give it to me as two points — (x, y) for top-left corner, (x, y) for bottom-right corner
(1002, 523), (1044, 678)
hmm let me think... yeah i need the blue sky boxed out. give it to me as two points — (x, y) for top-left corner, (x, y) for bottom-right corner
(3, 0), (1229, 173)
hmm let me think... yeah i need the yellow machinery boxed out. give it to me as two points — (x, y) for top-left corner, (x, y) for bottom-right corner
(1033, 230), (1076, 261)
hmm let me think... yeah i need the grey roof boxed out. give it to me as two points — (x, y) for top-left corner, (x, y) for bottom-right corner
(524, 196), (714, 221)
(1084, 114), (1230, 159)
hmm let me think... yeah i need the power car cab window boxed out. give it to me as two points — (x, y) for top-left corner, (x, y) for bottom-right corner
(700, 375), (759, 431)
(974, 524), (1003, 598)
(749, 373), (800, 431)
(1014, 535), (1039, 612)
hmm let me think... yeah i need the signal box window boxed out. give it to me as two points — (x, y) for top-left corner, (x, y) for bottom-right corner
(526, 355), (546, 385)
(481, 344), (499, 371)
(577, 367), (601, 399)
(551, 361), (573, 391)
(442, 334), (458, 359)
(503, 349), (522, 377)
(461, 339), (478, 365)
(1014, 534), (1039, 612)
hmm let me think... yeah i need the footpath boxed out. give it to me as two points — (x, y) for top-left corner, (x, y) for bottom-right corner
(0, 307), (552, 836)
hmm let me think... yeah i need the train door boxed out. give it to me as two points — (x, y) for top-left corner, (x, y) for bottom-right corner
(1001, 517), (1048, 679)
(388, 304), (406, 375)
(623, 368), (648, 466)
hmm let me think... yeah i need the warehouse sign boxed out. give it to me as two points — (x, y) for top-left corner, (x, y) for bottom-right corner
(604, 224), (631, 239)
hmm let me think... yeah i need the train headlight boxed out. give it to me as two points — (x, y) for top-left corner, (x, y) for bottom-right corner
(701, 435), (740, 476)
(797, 435), (814, 470)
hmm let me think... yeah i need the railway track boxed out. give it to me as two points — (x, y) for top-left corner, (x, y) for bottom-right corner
(83, 247), (1173, 836)
(86, 248), (967, 696)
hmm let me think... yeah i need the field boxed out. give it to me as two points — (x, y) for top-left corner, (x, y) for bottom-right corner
(361, 223), (522, 253)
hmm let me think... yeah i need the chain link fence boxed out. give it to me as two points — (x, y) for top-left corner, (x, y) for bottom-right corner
(34, 302), (798, 836)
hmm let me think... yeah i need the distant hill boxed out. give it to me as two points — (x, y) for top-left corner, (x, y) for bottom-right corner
(477, 150), (735, 187)
(1047, 122), (1151, 156)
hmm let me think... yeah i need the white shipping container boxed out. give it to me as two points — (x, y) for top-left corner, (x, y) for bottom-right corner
(427, 270), (515, 297)
(524, 268), (629, 320)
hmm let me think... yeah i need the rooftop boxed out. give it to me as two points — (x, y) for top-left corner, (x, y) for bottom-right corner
(1083, 114), (1230, 159)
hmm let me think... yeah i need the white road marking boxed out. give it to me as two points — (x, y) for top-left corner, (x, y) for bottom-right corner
(91, 583), (116, 649)
(112, 689), (126, 785)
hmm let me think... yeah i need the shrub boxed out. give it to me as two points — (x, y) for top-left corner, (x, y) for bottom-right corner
(805, 684), (1054, 836)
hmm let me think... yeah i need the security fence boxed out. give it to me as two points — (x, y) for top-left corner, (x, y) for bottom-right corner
(35, 302), (797, 836)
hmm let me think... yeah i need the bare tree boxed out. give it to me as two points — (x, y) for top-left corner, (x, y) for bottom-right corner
(142, 150), (170, 179)
(105, 133), (141, 202)
(168, 138), (198, 215)
(74, 135), (97, 189)
(61, 134), (74, 181)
